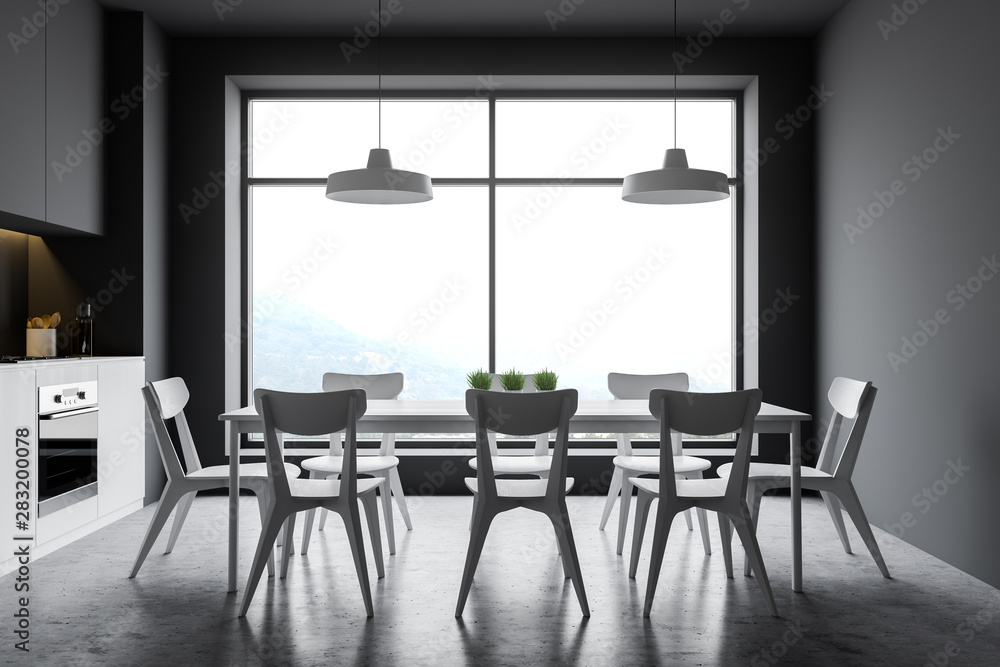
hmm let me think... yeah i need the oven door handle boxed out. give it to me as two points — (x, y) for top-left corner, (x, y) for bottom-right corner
(39, 406), (99, 420)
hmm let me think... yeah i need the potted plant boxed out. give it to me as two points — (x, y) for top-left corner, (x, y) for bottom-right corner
(497, 368), (525, 391)
(532, 368), (559, 391)
(466, 368), (493, 390)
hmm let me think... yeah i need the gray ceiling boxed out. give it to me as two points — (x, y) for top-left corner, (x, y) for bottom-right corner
(97, 0), (852, 37)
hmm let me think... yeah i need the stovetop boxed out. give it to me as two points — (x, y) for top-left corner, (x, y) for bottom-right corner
(0, 355), (82, 363)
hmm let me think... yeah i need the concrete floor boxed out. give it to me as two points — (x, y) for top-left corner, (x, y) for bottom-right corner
(2, 494), (999, 666)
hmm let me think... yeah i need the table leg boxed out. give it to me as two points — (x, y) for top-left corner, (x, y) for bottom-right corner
(790, 422), (802, 593)
(228, 421), (239, 593)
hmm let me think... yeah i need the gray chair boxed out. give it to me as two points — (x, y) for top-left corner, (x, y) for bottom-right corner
(240, 388), (384, 618)
(457, 388), (589, 618)
(630, 388), (777, 617)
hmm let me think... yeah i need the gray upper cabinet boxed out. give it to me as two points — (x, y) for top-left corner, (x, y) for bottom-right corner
(45, 0), (104, 235)
(0, 0), (104, 236)
(0, 0), (46, 222)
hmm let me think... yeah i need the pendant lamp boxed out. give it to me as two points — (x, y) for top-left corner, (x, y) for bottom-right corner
(325, 0), (433, 204)
(622, 0), (730, 205)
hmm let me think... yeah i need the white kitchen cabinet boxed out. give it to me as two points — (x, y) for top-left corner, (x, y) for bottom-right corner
(0, 369), (38, 575)
(97, 360), (145, 517)
(0, 357), (144, 573)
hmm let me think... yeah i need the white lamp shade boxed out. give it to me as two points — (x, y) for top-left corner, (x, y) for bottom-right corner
(326, 148), (433, 204)
(622, 148), (730, 204)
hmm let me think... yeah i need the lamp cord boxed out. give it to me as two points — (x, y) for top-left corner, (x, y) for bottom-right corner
(673, 0), (677, 150)
(378, 0), (382, 149)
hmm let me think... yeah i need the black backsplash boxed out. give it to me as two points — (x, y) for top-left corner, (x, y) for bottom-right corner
(0, 230), (29, 354)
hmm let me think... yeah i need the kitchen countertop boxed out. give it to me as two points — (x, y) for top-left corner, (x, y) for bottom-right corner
(0, 356), (144, 371)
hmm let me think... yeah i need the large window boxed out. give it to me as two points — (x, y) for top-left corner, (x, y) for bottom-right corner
(248, 95), (736, 405)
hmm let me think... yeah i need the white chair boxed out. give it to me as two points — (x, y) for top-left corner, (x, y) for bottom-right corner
(468, 374), (551, 479)
(718, 377), (890, 579)
(630, 388), (777, 618)
(240, 388), (384, 618)
(130, 377), (300, 579)
(457, 388), (589, 618)
(600, 372), (713, 556)
(300, 372), (411, 556)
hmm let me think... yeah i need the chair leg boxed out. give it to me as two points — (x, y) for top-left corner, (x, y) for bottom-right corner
(468, 492), (478, 531)
(455, 498), (495, 617)
(548, 505), (590, 617)
(319, 507), (329, 532)
(837, 484), (891, 578)
(300, 508), (318, 555)
(379, 479), (396, 556)
(359, 492), (385, 579)
(696, 509), (712, 555)
(683, 508), (694, 530)
(389, 468), (413, 531)
(279, 512), (296, 579)
(718, 512), (734, 578)
(129, 484), (184, 578)
(731, 508), (778, 617)
(821, 490), (853, 554)
(237, 506), (286, 618)
(341, 504), (375, 618)
(744, 482), (766, 577)
(253, 492), (276, 577)
(599, 466), (623, 531)
(691, 470), (712, 554)
(628, 489), (655, 579)
(616, 477), (634, 555)
(163, 491), (196, 555)
(642, 504), (676, 618)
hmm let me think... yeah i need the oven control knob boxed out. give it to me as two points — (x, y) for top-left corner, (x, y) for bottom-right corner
(78, 390), (87, 400)
(54, 395), (62, 403)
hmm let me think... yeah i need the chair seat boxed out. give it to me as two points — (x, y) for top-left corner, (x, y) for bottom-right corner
(301, 454), (399, 475)
(716, 461), (833, 481)
(188, 462), (300, 480)
(469, 455), (552, 475)
(288, 476), (384, 499)
(614, 454), (710, 475)
(629, 476), (728, 499)
(464, 477), (574, 498)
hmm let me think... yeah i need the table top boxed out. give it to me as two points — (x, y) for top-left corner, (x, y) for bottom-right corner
(220, 399), (810, 424)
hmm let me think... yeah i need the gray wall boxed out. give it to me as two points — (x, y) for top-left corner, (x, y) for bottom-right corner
(168, 36), (818, 476)
(0, 231), (28, 353)
(817, 0), (1000, 587)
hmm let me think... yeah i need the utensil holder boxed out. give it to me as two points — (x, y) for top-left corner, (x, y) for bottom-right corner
(26, 329), (56, 357)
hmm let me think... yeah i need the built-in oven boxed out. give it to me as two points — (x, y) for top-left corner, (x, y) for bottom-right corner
(37, 381), (99, 518)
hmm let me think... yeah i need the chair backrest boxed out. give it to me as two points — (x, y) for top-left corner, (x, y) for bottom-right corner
(648, 389), (762, 504)
(145, 377), (203, 474)
(254, 388), (367, 501)
(322, 372), (404, 398)
(322, 372), (403, 457)
(608, 372), (689, 457)
(466, 389), (578, 501)
(488, 374), (549, 456)
(141, 384), (187, 482)
(814, 377), (877, 479)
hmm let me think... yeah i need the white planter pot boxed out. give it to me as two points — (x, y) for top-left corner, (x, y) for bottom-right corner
(26, 329), (56, 357)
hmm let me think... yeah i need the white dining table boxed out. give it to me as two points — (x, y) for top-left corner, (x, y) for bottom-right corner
(219, 399), (811, 594)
